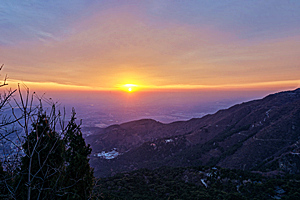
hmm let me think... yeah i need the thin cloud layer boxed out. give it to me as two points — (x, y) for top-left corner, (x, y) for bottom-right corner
(0, 1), (299, 91)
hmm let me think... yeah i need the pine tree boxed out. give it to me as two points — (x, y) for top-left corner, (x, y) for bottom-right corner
(16, 114), (65, 200)
(63, 109), (94, 199)
(0, 161), (7, 198)
(0, 162), (12, 199)
(14, 109), (94, 200)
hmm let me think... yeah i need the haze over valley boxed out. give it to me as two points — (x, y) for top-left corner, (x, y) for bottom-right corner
(49, 89), (289, 129)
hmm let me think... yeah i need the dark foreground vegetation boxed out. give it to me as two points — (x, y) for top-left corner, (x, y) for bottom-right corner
(0, 109), (94, 200)
(0, 66), (94, 200)
(94, 166), (300, 200)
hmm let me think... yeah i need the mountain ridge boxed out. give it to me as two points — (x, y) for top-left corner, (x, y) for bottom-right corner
(86, 88), (300, 177)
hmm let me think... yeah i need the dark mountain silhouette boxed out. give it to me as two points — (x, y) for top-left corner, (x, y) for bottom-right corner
(86, 88), (300, 177)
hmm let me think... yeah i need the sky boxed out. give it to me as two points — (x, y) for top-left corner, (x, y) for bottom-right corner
(0, 0), (300, 92)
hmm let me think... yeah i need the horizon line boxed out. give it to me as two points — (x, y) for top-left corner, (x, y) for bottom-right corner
(6, 79), (300, 92)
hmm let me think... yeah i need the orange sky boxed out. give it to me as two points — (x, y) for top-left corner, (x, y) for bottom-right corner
(1, 1), (299, 92)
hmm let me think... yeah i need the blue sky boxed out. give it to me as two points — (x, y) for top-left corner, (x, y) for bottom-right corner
(2, 1), (299, 44)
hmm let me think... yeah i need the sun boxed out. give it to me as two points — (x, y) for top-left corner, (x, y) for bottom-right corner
(121, 84), (138, 93)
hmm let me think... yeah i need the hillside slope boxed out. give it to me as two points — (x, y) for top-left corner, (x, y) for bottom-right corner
(86, 88), (300, 177)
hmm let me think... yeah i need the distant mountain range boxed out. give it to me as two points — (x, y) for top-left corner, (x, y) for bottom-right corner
(85, 88), (300, 177)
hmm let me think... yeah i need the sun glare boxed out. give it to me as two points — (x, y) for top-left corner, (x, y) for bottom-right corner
(121, 84), (137, 93)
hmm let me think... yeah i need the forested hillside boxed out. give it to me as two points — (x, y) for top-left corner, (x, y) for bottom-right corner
(94, 166), (300, 200)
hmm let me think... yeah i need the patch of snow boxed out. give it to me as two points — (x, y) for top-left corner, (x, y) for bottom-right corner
(206, 173), (212, 177)
(291, 152), (300, 155)
(201, 179), (208, 188)
(96, 148), (120, 159)
(95, 123), (108, 128)
(265, 109), (271, 118)
(165, 139), (173, 143)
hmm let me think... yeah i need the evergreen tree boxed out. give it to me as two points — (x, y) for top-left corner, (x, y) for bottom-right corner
(11, 108), (94, 200)
(0, 162), (12, 199)
(63, 109), (94, 199)
(16, 114), (65, 200)
(0, 161), (7, 198)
